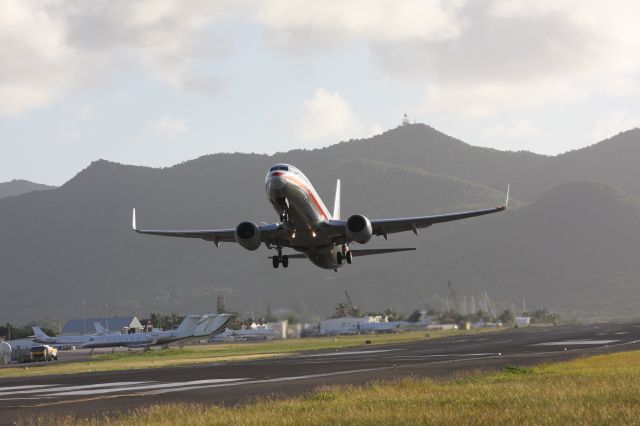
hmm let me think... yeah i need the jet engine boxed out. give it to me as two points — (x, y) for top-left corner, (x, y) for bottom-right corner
(235, 221), (262, 251)
(345, 214), (373, 244)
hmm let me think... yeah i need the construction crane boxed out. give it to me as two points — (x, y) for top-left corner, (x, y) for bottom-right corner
(344, 290), (359, 317)
(447, 280), (461, 313)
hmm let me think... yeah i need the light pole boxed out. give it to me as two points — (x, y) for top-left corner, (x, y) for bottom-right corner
(105, 303), (109, 332)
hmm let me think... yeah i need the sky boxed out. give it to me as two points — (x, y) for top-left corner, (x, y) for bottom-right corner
(2, 0), (640, 185)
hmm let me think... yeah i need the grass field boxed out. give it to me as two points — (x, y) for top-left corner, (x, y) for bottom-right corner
(56, 349), (640, 425)
(0, 329), (474, 379)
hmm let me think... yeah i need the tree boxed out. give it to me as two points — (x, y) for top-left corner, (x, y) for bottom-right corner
(263, 303), (278, 323)
(525, 308), (560, 325)
(498, 309), (515, 324)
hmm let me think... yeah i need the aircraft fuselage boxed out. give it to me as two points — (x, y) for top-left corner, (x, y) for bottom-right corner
(265, 164), (340, 269)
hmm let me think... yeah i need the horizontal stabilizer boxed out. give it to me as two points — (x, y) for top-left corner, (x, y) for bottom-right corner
(350, 248), (416, 257)
(268, 248), (416, 260)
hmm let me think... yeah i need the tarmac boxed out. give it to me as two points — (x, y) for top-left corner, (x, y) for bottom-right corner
(1, 321), (640, 424)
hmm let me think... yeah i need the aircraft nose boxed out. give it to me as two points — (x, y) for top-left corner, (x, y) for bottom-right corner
(268, 173), (286, 190)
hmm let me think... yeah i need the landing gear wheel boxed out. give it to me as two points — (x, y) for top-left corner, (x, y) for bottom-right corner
(337, 252), (343, 265)
(272, 256), (279, 268)
(282, 255), (289, 268)
(346, 251), (353, 264)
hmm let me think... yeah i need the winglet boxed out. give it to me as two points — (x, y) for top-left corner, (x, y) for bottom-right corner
(333, 178), (341, 220)
(499, 185), (510, 210)
(132, 208), (137, 231)
(505, 185), (510, 208)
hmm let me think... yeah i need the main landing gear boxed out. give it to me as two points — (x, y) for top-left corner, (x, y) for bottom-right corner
(336, 245), (352, 265)
(272, 244), (289, 268)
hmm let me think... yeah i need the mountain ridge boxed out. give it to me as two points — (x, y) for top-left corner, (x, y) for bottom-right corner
(1, 124), (640, 322)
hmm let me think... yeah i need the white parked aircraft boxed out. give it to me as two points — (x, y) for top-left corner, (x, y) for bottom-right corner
(133, 164), (508, 270)
(32, 314), (229, 349)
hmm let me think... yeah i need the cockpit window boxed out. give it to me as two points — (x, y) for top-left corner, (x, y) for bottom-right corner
(269, 165), (289, 172)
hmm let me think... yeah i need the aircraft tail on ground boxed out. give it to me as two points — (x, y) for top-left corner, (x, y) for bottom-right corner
(31, 325), (52, 342)
(174, 315), (201, 337)
(195, 314), (230, 336)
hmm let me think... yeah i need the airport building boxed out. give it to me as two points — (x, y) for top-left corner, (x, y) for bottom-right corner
(61, 316), (144, 335)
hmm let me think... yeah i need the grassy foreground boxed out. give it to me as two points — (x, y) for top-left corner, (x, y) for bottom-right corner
(55, 349), (640, 425)
(0, 329), (472, 379)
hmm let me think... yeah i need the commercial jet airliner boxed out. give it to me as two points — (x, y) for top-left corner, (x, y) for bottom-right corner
(133, 164), (508, 270)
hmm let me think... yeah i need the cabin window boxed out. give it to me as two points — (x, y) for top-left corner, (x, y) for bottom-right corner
(269, 165), (289, 172)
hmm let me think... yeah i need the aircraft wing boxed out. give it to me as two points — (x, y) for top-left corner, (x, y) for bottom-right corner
(369, 205), (506, 237)
(132, 209), (286, 246)
(324, 187), (509, 240)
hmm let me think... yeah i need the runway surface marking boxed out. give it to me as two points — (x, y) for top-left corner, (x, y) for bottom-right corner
(385, 353), (496, 359)
(0, 382), (147, 397)
(0, 368), (390, 404)
(54, 378), (248, 397)
(532, 339), (619, 346)
(0, 379), (248, 401)
(144, 367), (391, 396)
(0, 384), (55, 391)
(300, 349), (399, 358)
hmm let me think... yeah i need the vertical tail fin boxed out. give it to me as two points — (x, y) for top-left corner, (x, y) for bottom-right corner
(333, 179), (341, 220)
(174, 315), (200, 336)
(31, 325), (51, 342)
(94, 322), (107, 335)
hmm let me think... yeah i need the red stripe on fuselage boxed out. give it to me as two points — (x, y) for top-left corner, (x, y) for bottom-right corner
(281, 174), (330, 221)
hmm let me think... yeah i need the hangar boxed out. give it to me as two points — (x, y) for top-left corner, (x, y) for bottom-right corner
(61, 316), (144, 335)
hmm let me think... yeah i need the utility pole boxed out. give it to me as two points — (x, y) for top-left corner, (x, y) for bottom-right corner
(105, 303), (109, 332)
(83, 299), (86, 336)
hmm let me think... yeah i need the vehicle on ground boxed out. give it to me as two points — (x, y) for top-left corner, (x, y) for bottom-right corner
(30, 345), (58, 362)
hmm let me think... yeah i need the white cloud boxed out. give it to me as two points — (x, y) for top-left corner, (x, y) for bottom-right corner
(251, 0), (466, 50)
(0, 0), (232, 116)
(147, 116), (189, 135)
(592, 110), (640, 141)
(484, 119), (540, 137)
(251, 1), (640, 116)
(294, 89), (369, 145)
(4, 0), (640, 121)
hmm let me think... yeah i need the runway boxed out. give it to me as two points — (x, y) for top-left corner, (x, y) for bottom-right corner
(1, 322), (640, 423)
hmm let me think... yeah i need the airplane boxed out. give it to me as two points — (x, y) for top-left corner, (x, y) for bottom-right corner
(133, 164), (509, 270)
(212, 327), (279, 342)
(32, 314), (229, 350)
(79, 314), (230, 349)
(32, 326), (94, 347)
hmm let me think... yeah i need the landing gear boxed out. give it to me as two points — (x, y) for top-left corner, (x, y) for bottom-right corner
(272, 244), (289, 268)
(337, 245), (353, 265)
(280, 212), (289, 223)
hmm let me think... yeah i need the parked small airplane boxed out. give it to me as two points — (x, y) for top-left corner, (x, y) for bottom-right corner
(32, 314), (229, 349)
(212, 327), (279, 342)
(79, 314), (229, 349)
(133, 164), (508, 270)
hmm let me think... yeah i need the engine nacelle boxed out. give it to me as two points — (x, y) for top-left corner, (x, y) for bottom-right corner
(346, 214), (373, 244)
(235, 221), (262, 251)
